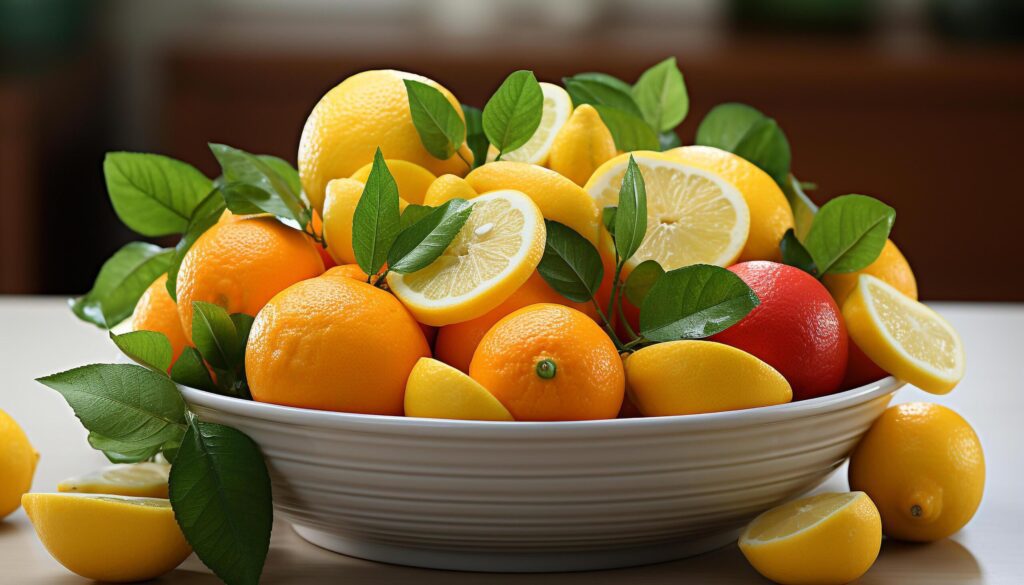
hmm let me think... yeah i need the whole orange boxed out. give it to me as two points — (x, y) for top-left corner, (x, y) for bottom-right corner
(176, 216), (324, 342)
(325, 264), (436, 345)
(132, 274), (189, 367)
(246, 275), (430, 414)
(469, 303), (624, 421)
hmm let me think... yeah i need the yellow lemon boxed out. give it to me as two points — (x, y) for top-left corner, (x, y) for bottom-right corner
(387, 190), (545, 326)
(22, 493), (192, 582)
(405, 358), (514, 421)
(547, 104), (618, 186)
(739, 492), (882, 585)
(0, 408), (37, 519)
(349, 159), (437, 205)
(585, 151), (750, 272)
(298, 69), (472, 212)
(424, 174), (478, 207)
(666, 145), (794, 262)
(849, 402), (984, 542)
(486, 82), (572, 165)
(625, 340), (791, 416)
(843, 274), (964, 394)
(321, 177), (411, 265)
(58, 462), (170, 499)
(824, 239), (917, 307)
(466, 161), (600, 244)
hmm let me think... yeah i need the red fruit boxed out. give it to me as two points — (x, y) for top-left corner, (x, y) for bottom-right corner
(842, 337), (888, 389)
(711, 261), (848, 400)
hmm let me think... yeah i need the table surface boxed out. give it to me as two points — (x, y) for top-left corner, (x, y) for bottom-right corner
(1, 298), (1021, 584)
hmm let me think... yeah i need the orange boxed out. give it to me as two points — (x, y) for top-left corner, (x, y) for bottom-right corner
(132, 274), (189, 366)
(176, 216), (324, 343)
(824, 239), (917, 307)
(326, 264), (437, 345)
(469, 304), (624, 421)
(434, 272), (598, 372)
(246, 275), (430, 414)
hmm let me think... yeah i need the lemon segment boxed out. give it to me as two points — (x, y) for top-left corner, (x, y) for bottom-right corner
(387, 190), (546, 326)
(585, 152), (750, 272)
(349, 159), (437, 205)
(486, 82), (572, 165)
(0, 409), (38, 519)
(843, 274), (964, 394)
(58, 462), (170, 499)
(405, 358), (514, 421)
(739, 492), (882, 585)
(22, 493), (192, 583)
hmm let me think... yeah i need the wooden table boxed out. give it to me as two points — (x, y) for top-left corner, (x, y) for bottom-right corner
(2, 298), (1021, 583)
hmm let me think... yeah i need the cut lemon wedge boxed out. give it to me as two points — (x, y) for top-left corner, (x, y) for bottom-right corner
(843, 274), (965, 394)
(58, 462), (170, 499)
(585, 152), (750, 272)
(487, 82), (572, 165)
(405, 358), (514, 421)
(387, 190), (545, 326)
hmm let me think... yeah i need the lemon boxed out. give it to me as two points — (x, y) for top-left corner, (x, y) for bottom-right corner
(486, 82), (572, 165)
(22, 493), (192, 582)
(585, 152), (750, 272)
(0, 409), (38, 519)
(849, 402), (984, 542)
(739, 492), (882, 585)
(547, 104), (618, 186)
(388, 190), (545, 326)
(666, 145), (794, 262)
(466, 161), (600, 244)
(405, 358), (514, 421)
(424, 174), (478, 207)
(349, 159), (437, 205)
(843, 274), (964, 394)
(824, 239), (917, 307)
(58, 462), (170, 498)
(625, 340), (791, 416)
(322, 177), (411, 266)
(298, 69), (472, 212)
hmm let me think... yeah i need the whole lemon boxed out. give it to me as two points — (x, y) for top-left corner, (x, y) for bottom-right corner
(0, 408), (38, 519)
(823, 239), (917, 307)
(848, 402), (984, 542)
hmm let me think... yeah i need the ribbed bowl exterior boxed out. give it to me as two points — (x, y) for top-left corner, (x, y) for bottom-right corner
(181, 378), (901, 572)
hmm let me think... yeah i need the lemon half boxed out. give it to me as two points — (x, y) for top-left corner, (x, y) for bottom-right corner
(58, 462), (170, 499)
(405, 358), (514, 421)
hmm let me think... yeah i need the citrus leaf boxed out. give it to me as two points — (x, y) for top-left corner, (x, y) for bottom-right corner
(695, 103), (791, 185)
(639, 264), (760, 341)
(352, 148), (402, 276)
(537, 220), (604, 303)
(592, 105), (660, 152)
(400, 204), (434, 230)
(209, 143), (307, 226)
(781, 174), (819, 240)
(405, 79), (466, 160)
(779, 229), (817, 276)
(71, 242), (173, 328)
(388, 199), (474, 274)
(89, 432), (165, 464)
(166, 189), (226, 300)
(614, 155), (648, 262)
(461, 104), (489, 169)
(170, 347), (216, 392)
(602, 206), (617, 237)
(483, 70), (543, 156)
(624, 260), (664, 307)
(803, 194), (895, 275)
(570, 72), (633, 95)
(110, 330), (173, 373)
(563, 76), (644, 118)
(104, 152), (213, 237)
(632, 57), (689, 132)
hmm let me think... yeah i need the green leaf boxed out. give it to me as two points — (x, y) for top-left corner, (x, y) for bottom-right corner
(256, 155), (302, 200)
(695, 103), (791, 184)
(780, 229), (817, 276)
(405, 79), (466, 161)
(563, 76), (644, 118)
(571, 72), (633, 95)
(461, 104), (489, 169)
(230, 313), (255, 352)
(639, 264), (760, 342)
(400, 204), (435, 230)
(803, 194), (895, 275)
(614, 155), (648, 262)
(71, 242), (173, 328)
(352, 149), (402, 276)
(624, 260), (664, 307)
(781, 174), (819, 240)
(171, 347), (216, 392)
(388, 199), (474, 274)
(110, 330), (173, 373)
(170, 419), (272, 585)
(104, 152), (213, 237)
(537, 220), (604, 303)
(632, 57), (689, 132)
(483, 70), (544, 156)
(37, 364), (187, 449)
(166, 190), (226, 300)
(191, 302), (241, 371)
(602, 206), (618, 239)
(89, 432), (164, 464)
(209, 144), (307, 225)
(592, 105), (660, 152)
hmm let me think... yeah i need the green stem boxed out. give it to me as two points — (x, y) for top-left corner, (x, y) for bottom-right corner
(622, 337), (647, 350)
(372, 268), (390, 289)
(616, 293), (639, 342)
(590, 297), (624, 350)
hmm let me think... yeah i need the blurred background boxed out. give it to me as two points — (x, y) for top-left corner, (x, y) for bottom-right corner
(1, 0), (1022, 300)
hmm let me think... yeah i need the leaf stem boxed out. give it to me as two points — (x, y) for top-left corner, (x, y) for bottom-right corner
(590, 297), (623, 350)
(609, 255), (640, 343)
(372, 268), (389, 289)
(622, 336), (647, 350)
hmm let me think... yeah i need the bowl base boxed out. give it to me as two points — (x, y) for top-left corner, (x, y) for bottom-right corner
(290, 523), (740, 573)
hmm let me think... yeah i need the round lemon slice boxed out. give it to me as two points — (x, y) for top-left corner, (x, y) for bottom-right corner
(487, 82), (572, 165)
(405, 358), (514, 421)
(58, 462), (170, 499)
(585, 152), (750, 272)
(387, 190), (545, 326)
(843, 274), (965, 394)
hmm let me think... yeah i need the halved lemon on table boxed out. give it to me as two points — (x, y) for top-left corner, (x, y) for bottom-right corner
(405, 358), (514, 421)
(387, 190), (546, 326)
(58, 462), (170, 498)
(585, 152), (750, 272)
(487, 82), (572, 165)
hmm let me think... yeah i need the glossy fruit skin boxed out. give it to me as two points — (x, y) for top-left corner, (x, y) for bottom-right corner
(132, 274), (189, 367)
(0, 409), (37, 519)
(423, 174), (477, 207)
(711, 261), (848, 400)
(404, 358), (514, 421)
(246, 274), (429, 414)
(349, 159), (437, 205)
(848, 402), (985, 542)
(824, 239), (917, 308)
(547, 104), (617, 186)
(469, 304), (624, 421)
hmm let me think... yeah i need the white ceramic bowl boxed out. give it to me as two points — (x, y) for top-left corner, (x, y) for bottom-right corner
(181, 377), (902, 573)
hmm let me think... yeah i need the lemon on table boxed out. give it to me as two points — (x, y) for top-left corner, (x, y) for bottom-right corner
(843, 274), (965, 394)
(349, 159), (437, 205)
(58, 462), (170, 498)
(387, 190), (546, 326)
(849, 402), (984, 542)
(625, 340), (791, 416)
(823, 238), (917, 307)
(739, 492), (882, 585)
(22, 493), (192, 582)
(0, 408), (38, 519)
(486, 82), (572, 165)
(405, 358), (514, 421)
(585, 152), (750, 272)
(424, 174), (478, 207)
(547, 104), (617, 186)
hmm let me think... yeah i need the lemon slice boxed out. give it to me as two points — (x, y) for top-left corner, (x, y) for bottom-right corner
(842, 274), (965, 394)
(585, 152), (750, 272)
(22, 493), (192, 582)
(487, 82), (572, 165)
(405, 358), (514, 421)
(387, 190), (545, 326)
(58, 462), (170, 498)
